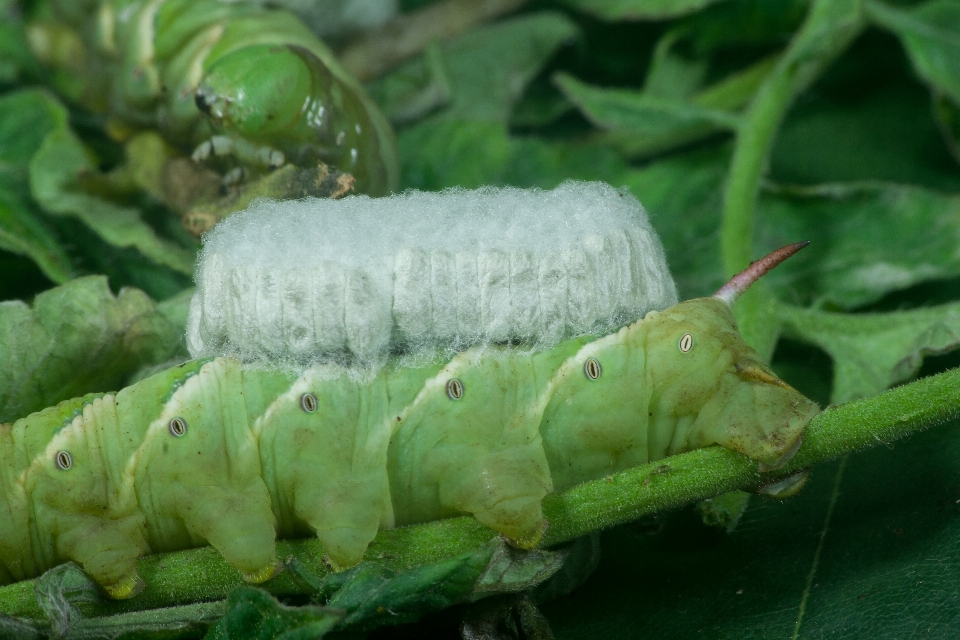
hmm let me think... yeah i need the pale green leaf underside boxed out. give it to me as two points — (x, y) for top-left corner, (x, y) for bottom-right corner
(0, 276), (185, 423)
(780, 301), (960, 403)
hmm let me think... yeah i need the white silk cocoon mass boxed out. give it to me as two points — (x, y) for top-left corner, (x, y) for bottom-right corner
(187, 181), (678, 368)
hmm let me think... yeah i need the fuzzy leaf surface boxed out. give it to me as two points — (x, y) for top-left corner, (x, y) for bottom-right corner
(0, 276), (185, 423)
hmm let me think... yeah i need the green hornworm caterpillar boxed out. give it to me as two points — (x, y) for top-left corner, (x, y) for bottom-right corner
(0, 241), (818, 600)
(26, 0), (400, 195)
(187, 182), (679, 367)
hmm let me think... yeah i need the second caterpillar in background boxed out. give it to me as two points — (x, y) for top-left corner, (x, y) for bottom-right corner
(26, 0), (400, 195)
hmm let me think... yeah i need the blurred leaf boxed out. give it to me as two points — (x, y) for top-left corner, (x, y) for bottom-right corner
(770, 58), (960, 192)
(779, 301), (960, 403)
(156, 286), (195, 333)
(867, 0), (960, 104)
(0, 276), (185, 423)
(934, 93), (960, 163)
(690, 53), (777, 110)
(0, 90), (73, 284)
(557, 0), (728, 21)
(618, 147), (960, 309)
(0, 21), (39, 87)
(555, 72), (740, 130)
(0, 616), (42, 640)
(617, 145), (729, 299)
(676, 0), (809, 55)
(366, 39), (453, 126)
(399, 120), (628, 190)
(204, 587), (341, 640)
(758, 181), (960, 309)
(29, 125), (196, 276)
(643, 31), (708, 100)
(390, 12), (578, 123)
(383, 13), (588, 190)
(510, 82), (575, 129)
(554, 71), (739, 158)
(0, 176), (72, 285)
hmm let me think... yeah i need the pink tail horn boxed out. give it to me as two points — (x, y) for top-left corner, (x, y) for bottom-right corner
(714, 241), (810, 305)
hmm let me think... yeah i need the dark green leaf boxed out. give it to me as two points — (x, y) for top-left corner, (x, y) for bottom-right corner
(770, 35), (960, 192)
(366, 39), (453, 125)
(779, 301), (960, 403)
(759, 182), (960, 308)
(0, 616), (44, 640)
(0, 276), (185, 423)
(934, 93), (960, 163)
(0, 90), (74, 284)
(554, 71), (738, 158)
(67, 602), (226, 640)
(328, 549), (488, 629)
(616, 147), (960, 307)
(691, 54), (777, 111)
(398, 120), (628, 191)
(375, 13), (578, 125)
(0, 21), (39, 87)
(0, 176), (73, 286)
(204, 587), (340, 640)
(555, 72), (739, 132)
(542, 418), (960, 638)
(867, 0), (960, 104)
(642, 31), (708, 100)
(557, 0), (728, 21)
(616, 145), (729, 299)
(283, 539), (574, 632)
(29, 126), (196, 276)
(677, 0), (809, 55)
(510, 83), (575, 129)
(530, 535), (602, 605)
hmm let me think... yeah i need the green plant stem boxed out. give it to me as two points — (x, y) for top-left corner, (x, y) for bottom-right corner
(2, 368), (958, 622)
(720, 0), (863, 357)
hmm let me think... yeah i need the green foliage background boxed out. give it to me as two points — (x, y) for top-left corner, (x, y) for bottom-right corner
(2, 0), (960, 637)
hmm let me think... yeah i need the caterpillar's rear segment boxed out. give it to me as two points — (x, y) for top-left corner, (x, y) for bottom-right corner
(2, 395), (150, 598)
(0, 361), (283, 598)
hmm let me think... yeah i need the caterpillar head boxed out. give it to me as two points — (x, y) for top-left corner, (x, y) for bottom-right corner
(196, 44), (314, 140)
(644, 243), (818, 469)
(195, 45), (374, 186)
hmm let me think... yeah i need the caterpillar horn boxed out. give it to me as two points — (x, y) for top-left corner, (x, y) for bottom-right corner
(714, 241), (810, 305)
